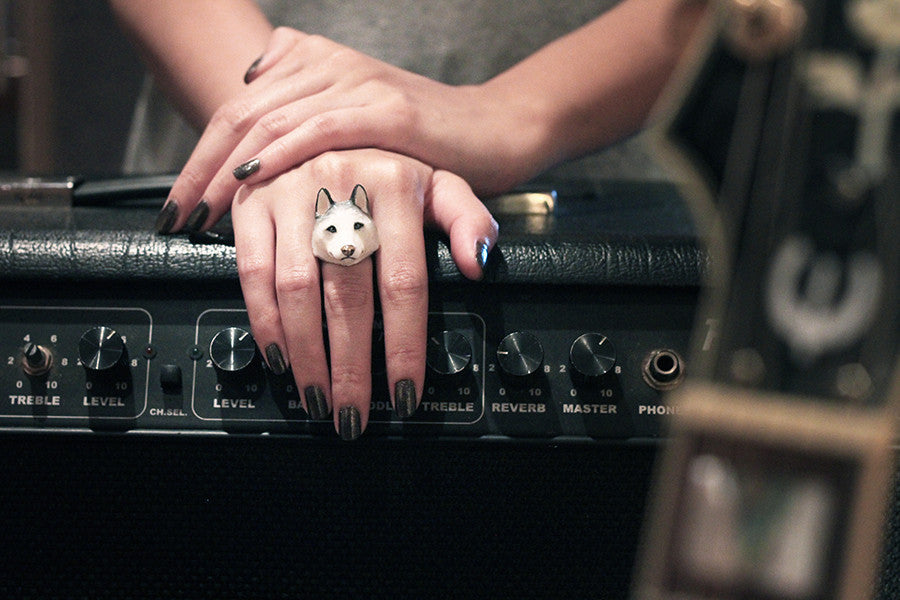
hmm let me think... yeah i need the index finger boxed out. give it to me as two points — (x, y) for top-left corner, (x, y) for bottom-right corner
(162, 74), (331, 233)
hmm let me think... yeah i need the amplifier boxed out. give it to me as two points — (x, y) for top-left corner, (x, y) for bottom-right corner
(0, 178), (702, 441)
(8, 178), (895, 600)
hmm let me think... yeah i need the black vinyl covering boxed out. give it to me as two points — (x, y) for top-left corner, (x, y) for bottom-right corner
(0, 179), (704, 288)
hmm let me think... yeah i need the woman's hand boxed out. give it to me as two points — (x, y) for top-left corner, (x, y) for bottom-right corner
(232, 149), (498, 440)
(133, 0), (706, 237)
(157, 27), (549, 234)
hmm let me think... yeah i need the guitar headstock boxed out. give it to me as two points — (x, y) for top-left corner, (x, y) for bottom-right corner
(655, 0), (898, 401)
(636, 0), (898, 597)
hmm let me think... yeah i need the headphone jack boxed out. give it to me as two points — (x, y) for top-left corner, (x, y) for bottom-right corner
(641, 349), (684, 391)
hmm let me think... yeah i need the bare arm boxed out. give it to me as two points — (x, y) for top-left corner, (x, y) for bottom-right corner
(108, 0), (273, 129)
(159, 0), (704, 225)
(484, 0), (705, 176)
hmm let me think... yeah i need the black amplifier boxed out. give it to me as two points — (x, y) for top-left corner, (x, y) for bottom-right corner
(4, 178), (895, 600)
(0, 178), (701, 440)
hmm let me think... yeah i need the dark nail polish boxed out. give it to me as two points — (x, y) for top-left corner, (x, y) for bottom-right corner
(339, 406), (361, 441)
(155, 200), (178, 234)
(244, 56), (262, 84)
(394, 379), (417, 418)
(184, 200), (210, 232)
(264, 343), (287, 376)
(304, 385), (329, 420)
(233, 158), (261, 180)
(476, 241), (490, 270)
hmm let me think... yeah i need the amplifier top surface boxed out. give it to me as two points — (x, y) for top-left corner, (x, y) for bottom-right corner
(0, 178), (704, 287)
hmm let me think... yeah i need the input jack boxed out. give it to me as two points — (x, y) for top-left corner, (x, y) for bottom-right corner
(642, 349), (684, 391)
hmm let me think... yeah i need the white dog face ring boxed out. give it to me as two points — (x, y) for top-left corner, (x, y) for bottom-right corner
(311, 185), (380, 267)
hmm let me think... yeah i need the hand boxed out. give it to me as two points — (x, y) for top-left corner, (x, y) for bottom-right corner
(231, 149), (498, 440)
(157, 27), (546, 234)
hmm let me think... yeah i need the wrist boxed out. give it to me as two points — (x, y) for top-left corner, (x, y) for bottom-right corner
(462, 80), (558, 195)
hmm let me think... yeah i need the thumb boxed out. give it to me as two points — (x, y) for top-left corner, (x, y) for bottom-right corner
(425, 170), (499, 280)
(244, 27), (303, 84)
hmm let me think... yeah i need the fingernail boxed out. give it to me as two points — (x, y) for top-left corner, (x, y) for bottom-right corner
(264, 343), (287, 375)
(394, 379), (417, 418)
(184, 199), (210, 232)
(244, 56), (262, 84)
(476, 241), (490, 270)
(304, 385), (329, 420)
(233, 158), (261, 180)
(339, 406), (361, 441)
(155, 200), (178, 234)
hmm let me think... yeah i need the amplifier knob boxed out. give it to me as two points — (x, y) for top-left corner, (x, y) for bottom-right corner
(209, 327), (258, 373)
(22, 342), (53, 376)
(569, 333), (616, 378)
(496, 331), (543, 377)
(78, 326), (125, 372)
(426, 330), (472, 375)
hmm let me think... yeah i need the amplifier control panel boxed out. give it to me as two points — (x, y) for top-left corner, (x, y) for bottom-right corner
(0, 283), (697, 439)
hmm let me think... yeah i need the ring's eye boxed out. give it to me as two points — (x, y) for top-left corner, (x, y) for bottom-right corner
(353, 222), (364, 230)
(326, 225), (337, 233)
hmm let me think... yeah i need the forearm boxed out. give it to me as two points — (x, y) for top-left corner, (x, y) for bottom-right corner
(145, 0), (705, 217)
(483, 0), (705, 175)
(109, 0), (273, 129)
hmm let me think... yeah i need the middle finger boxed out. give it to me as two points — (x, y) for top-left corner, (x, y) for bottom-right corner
(321, 257), (374, 441)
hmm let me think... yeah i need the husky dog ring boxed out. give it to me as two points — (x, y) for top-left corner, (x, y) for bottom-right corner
(312, 184), (380, 267)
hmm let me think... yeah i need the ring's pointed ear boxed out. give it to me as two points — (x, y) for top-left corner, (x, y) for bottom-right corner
(350, 184), (370, 214)
(315, 188), (334, 217)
